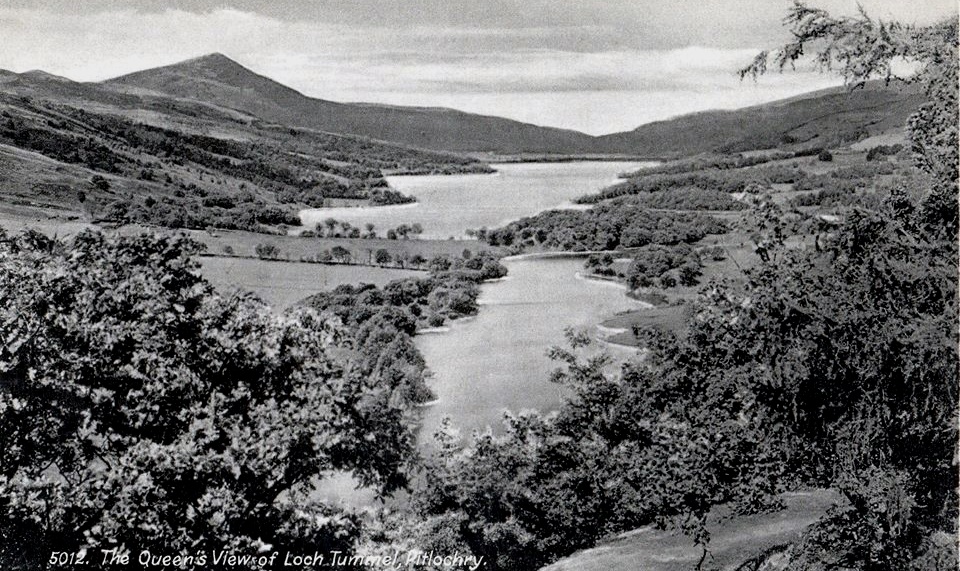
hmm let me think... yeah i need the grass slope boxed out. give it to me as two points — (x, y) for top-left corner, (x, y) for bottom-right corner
(543, 490), (841, 571)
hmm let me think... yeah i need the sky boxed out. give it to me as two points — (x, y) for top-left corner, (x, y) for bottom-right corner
(1, 1), (955, 134)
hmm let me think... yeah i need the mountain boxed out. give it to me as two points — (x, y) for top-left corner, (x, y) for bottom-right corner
(105, 54), (925, 157)
(596, 81), (925, 157)
(105, 54), (602, 155)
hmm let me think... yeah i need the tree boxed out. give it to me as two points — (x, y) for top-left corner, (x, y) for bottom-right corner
(330, 245), (352, 263)
(375, 249), (392, 266)
(427, 255), (452, 273)
(254, 242), (280, 259)
(676, 260), (701, 286)
(323, 217), (338, 235)
(0, 230), (414, 569)
(90, 175), (110, 191)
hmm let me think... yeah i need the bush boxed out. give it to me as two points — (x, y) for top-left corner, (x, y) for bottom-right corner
(255, 242), (280, 259)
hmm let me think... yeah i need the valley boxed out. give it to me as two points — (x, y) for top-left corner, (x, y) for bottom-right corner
(0, 7), (955, 570)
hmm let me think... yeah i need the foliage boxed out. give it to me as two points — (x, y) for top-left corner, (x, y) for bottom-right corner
(578, 163), (813, 204)
(865, 144), (903, 161)
(625, 244), (702, 289)
(483, 204), (727, 251)
(254, 242), (281, 259)
(622, 152), (794, 177)
(584, 253), (616, 277)
(620, 188), (747, 211)
(0, 230), (416, 569)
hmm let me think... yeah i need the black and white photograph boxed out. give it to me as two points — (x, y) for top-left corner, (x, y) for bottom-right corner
(0, 1), (957, 569)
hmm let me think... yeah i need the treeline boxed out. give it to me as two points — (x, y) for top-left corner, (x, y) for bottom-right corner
(621, 146), (828, 178)
(576, 166), (793, 203)
(305, 251), (506, 330)
(101, 190), (300, 233)
(586, 243), (724, 293)
(618, 188), (747, 211)
(580, 146), (907, 204)
(480, 203), (727, 251)
(302, 219), (424, 240)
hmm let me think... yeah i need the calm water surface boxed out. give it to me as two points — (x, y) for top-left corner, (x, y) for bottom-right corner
(416, 256), (641, 442)
(300, 161), (653, 239)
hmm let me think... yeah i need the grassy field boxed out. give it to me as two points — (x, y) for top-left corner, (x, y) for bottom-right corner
(187, 227), (498, 263)
(197, 256), (422, 309)
(543, 490), (841, 571)
(0, 205), (476, 310)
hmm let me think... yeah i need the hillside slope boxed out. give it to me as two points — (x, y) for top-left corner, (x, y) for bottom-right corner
(0, 68), (492, 232)
(596, 81), (924, 157)
(105, 54), (602, 154)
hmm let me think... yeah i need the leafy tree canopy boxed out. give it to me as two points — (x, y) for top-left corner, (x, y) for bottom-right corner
(0, 229), (415, 569)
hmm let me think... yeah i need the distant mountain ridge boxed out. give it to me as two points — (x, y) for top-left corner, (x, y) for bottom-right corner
(103, 53), (925, 157)
(104, 53), (602, 154)
(0, 52), (926, 158)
